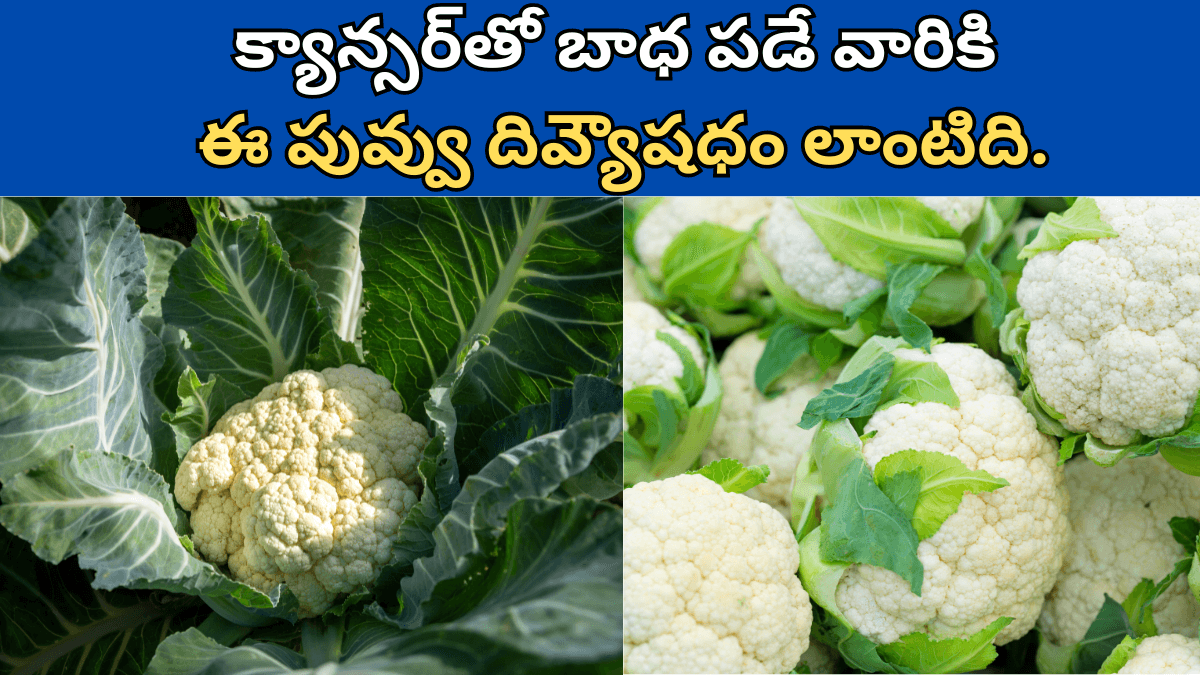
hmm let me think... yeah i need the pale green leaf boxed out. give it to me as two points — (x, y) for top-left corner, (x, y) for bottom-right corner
(876, 616), (1012, 673)
(1019, 198), (1117, 259)
(1098, 635), (1142, 675)
(0, 197), (38, 265)
(874, 450), (1009, 539)
(689, 458), (770, 493)
(793, 197), (967, 278)
(0, 197), (169, 482)
(0, 449), (273, 605)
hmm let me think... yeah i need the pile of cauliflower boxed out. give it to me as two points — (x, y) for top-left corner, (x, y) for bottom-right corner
(175, 365), (429, 617)
(622, 196), (1200, 675)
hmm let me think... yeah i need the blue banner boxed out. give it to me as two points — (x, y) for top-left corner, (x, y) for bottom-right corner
(2, 1), (1193, 195)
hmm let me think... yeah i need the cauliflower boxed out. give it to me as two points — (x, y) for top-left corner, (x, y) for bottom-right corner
(623, 301), (705, 395)
(1039, 454), (1200, 647)
(633, 197), (772, 301)
(701, 331), (839, 516)
(1017, 197), (1200, 445)
(759, 197), (985, 310)
(623, 473), (812, 674)
(1116, 634), (1200, 674)
(759, 198), (882, 310)
(623, 301), (722, 486)
(174, 365), (428, 617)
(833, 343), (1069, 645)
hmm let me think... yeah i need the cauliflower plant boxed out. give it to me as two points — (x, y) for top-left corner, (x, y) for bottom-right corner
(623, 301), (722, 486)
(1039, 454), (1200, 647)
(831, 343), (1069, 646)
(633, 197), (772, 301)
(1016, 197), (1200, 446)
(174, 365), (429, 617)
(1112, 634), (1200, 674)
(701, 331), (839, 516)
(623, 472), (812, 674)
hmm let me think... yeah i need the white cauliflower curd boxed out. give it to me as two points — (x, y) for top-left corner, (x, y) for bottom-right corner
(759, 197), (984, 310)
(1039, 454), (1200, 647)
(633, 197), (772, 300)
(701, 331), (839, 516)
(623, 301), (705, 395)
(174, 365), (428, 617)
(623, 473), (812, 674)
(834, 343), (1069, 645)
(1117, 634), (1200, 674)
(1017, 197), (1200, 445)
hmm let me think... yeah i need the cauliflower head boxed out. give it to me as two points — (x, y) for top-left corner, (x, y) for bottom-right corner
(623, 301), (706, 395)
(701, 331), (839, 516)
(633, 197), (773, 301)
(1117, 634), (1200, 674)
(174, 365), (429, 617)
(1039, 454), (1200, 646)
(759, 197), (985, 310)
(623, 473), (812, 674)
(834, 343), (1069, 645)
(1017, 197), (1200, 445)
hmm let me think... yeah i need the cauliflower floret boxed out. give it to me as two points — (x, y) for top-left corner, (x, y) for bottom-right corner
(1017, 197), (1200, 444)
(1039, 454), (1200, 647)
(623, 473), (812, 674)
(1118, 634), (1200, 674)
(759, 197), (984, 310)
(633, 197), (772, 301)
(834, 343), (1069, 645)
(175, 365), (428, 617)
(916, 197), (986, 232)
(759, 198), (883, 310)
(701, 331), (839, 516)
(623, 301), (705, 394)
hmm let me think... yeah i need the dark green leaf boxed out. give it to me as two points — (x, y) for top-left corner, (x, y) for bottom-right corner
(1070, 595), (1135, 674)
(812, 420), (924, 595)
(0, 527), (208, 675)
(800, 356), (895, 429)
(1171, 517), (1200, 555)
(964, 249), (1007, 329)
(222, 197), (366, 343)
(163, 368), (245, 461)
(378, 404), (621, 629)
(360, 197), (621, 455)
(755, 323), (817, 396)
(884, 263), (947, 353)
(164, 197), (327, 399)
